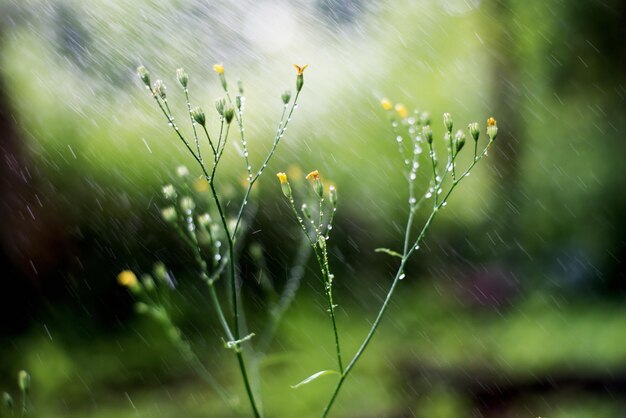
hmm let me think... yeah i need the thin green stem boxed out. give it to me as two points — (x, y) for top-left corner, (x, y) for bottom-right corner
(183, 88), (203, 163)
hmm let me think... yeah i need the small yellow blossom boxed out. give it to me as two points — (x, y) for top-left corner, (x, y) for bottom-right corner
(276, 172), (288, 184)
(380, 98), (393, 111)
(395, 103), (409, 118)
(193, 178), (209, 192)
(487, 117), (497, 126)
(305, 170), (320, 181)
(293, 64), (308, 75)
(118, 270), (138, 287)
(213, 64), (225, 74)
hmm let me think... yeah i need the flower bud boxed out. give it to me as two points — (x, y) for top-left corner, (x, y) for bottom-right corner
(294, 64), (308, 93)
(420, 111), (431, 125)
(454, 129), (466, 153)
(329, 185), (338, 207)
(134, 302), (150, 314)
(2, 392), (13, 409)
(215, 98), (225, 116)
(153, 80), (166, 99)
(161, 206), (177, 223)
(18, 370), (30, 394)
(176, 165), (190, 178)
(422, 125), (433, 144)
(197, 213), (212, 227)
(224, 107), (235, 124)
(237, 80), (244, 94)
(137, 66), (150, 87)
(443, 112), (453, 132)
(281, 90), (292, 105)
(176, 68), (188, 88)
(301, 203), (312, 220)
(306, 170), (323, 199)
(153, 262), (167, 283)
(276, 172), (292, 199)
(213, 64), (227, 90)
(468, 122), (480, 141)
(190, 107), (206, 127)
(235, 95), (242, 110)
(141, 274), (155, 292)
(486, 117), (498, 141)
(179, 196), (195, 212)
(162, 184), (176, 201)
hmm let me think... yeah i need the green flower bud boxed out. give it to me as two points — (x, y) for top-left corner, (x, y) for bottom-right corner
(420, 111), (431, 125)
(224, 107), (235, 124)
(161, 206), (177, 223)
(179, 196), (195, 212)
(422, 125), (433, 144)
(176, 68), (188, 88)
(215, 99), (225, 116)
(306, 170), (323, 199)
(2, 392), (13, 409)
(329, 185), (338, 207)
(237, 80), (244, 94)
(301, 203), (312, 220)
(134, 302), (150, 314)
(176, 165), (190, 178)
(454, 129), (466, 153)
(281, 90), (292, 105)
(18, 370), (30, 394)
(141, 274), (155, 292)
(153, 262), (167, 283)
(443, 112), (453, 133)
(296, 75), (304, 93)
(468, 122), (480, 141)
(190, 107), (206, 127)
(153, 80), (166, 99)
(162, 184), (176, 201)
(137, 65), (150, 87)
(197, 213), (212, 227)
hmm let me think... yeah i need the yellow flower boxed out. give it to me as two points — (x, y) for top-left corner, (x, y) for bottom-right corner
(293, 64), (308, 75)
(487, 117), (497, 126)
(276, 172), (288, 184)
(193, 178), (209, 192)
(117, 270), (138, 287)
(380, 98), (393, 111)
(395, 103), (408, 118)
(213, 64), (225, 75)
(305, 170), (320, 181)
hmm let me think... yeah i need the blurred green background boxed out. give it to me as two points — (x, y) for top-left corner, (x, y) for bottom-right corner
(1, 0), (625, 417)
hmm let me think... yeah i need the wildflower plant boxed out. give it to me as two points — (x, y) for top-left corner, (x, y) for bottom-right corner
(120, 63), (310, 417)
(276, 99), (497, 416)
(122, 60), (497, 417)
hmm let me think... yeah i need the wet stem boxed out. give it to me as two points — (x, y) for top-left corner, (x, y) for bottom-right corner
(321, 137), (491, 417)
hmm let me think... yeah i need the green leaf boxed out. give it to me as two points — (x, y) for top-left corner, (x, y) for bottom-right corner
(290, 370), (340, 389)
(374, 248), (402, 259)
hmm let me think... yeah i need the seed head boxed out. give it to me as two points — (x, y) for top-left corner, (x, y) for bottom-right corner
(153, 80), (166, 99)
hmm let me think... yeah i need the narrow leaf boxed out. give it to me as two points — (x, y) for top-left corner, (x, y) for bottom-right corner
(374, 248), (402, 259)
(290, 370), (340, 389)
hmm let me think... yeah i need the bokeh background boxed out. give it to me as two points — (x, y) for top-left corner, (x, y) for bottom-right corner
(1, 0), (625, 417)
